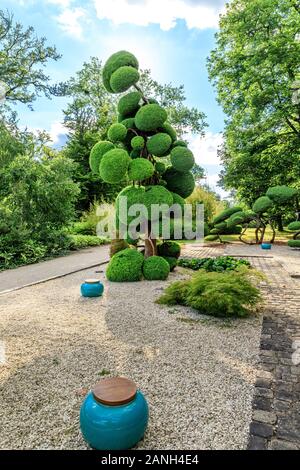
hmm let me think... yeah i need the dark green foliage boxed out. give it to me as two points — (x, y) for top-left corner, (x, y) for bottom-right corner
(252, 196), (273, 214)
(89, 141), (114, 174)
(157, 267), (262, 317)
(162, 256), (178, 272)
(155, 161), (166, 174)
(266, 185), (298, 205)
(164, 168), (195, 198)
(288, 221), (300, 231)
(157, 241), (181, 259)
(226, 211), (247, 227)
(69, 234), (107, 249)
(159, 123), (177, 141)
(99, 148), (130, 183)
(143, 256), (170, 280)
(128, 158), (154, 181)
(106, 248), (144, 282)
(214, 222), (227, 232)
(103, 50), (139, 93)
(107, 123), (127, 142)
(115, 185), (145, 224)
(121, 118), (136, 129)
(178, 256), (250, 272)
(131, 136), (144, 149)
(130, 148), (141, 159)
(70, 220), (95, 235)
(143, 186), (173, 216)
(170, 192), (185, 209)
(135, 104), (167, 131)
(110, 66), (140, 93)
(146, 132), (172, 156)
(172, 140), (188, 148)
(170, 146), (195, 172)
(288, 240), (300, 248)
(118, 91), (142, 116)
(213, 206), (243, 225)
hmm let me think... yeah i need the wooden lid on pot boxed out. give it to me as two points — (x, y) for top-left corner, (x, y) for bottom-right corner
(92, 377), (137, 406)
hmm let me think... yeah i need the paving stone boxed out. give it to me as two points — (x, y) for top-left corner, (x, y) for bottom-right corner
(253, 396), (272, 412)
(254, 387), (273, 399)
(253, 410), (277, 425)
(248, 435), (267, 450)
(269, 439), (299, 450)
(250, 421), (273, 438)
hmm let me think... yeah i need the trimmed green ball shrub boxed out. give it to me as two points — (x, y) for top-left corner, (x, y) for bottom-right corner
(116, 185), (145, 224)
(159, 122), (177, 141)
(135, 104), (167, 131)
(131, 136), (144, 150)
(143, 256), (170, 280)
(99, 148), (130, 183)
(118, 91), (141, 116)
(155, 161), (166, 174)
(164, 168), (195, 198)
(226, 211), (247, 228)
(266, 185), (298, 205)
(157, 241), (181, 259)
(172, 140), (188, 148)
(121, 118), (136, 129)
(288, 240), (300, 248)
(130, 148), (141, 159)
(108, 123), (127, 142)
(213, 206), (243, 225)
(106, 248), (144, 282)
(147, 132), (172, 157)
(128, 158), (154, 181)
(89, 141), (114, 174)
(288, 221), (300, 231)
(252, 196), (273, 214)
(103, 50), (139, 93)
(170, 146), (195, 173)
(110, 66), (140, 93)
(143, 186), (173, 217)
(214, 222), (227, 232)
(162, 256), (177, 272)
(171, 192), (185, 209)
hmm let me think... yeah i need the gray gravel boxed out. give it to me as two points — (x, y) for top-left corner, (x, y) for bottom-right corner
(0, 267), (262, 449)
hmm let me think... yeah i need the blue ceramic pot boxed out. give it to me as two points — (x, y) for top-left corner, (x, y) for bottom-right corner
(261, 243), (272, 250)
(81, 279), (104, 297)
(80, 390), (149, 450)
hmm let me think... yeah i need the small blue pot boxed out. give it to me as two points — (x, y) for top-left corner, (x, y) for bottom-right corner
(80, 390), (149, 450)
(261, 243), (272, 250)
(81, 279), (104, 297)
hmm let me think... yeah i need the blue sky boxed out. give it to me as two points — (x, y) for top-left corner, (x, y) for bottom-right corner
(5, 0), (227, 195)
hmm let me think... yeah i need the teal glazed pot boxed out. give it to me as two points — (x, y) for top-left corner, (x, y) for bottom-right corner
(261, 243), (272, 250)
(81, 279), (104, 297)
(80, 377), (149, 450)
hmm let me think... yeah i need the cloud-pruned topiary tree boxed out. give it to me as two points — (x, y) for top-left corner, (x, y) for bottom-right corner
(90, 50), (197, 281)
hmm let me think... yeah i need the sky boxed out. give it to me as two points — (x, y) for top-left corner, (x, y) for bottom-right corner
(4, 0), (228, 196)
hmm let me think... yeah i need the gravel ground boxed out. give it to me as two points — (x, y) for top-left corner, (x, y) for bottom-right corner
(0, 266), (262, 450)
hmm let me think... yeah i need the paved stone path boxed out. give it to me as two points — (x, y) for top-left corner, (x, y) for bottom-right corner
(0, 246), (109, 295)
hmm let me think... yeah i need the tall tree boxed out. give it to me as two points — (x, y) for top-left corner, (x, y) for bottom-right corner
(208, 0), (300, 215)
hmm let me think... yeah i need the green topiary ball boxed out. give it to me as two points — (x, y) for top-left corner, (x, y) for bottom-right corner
(157, 241), (181, 259)
(162, 256), (177, 272)
(110, 66), (140, 93)
(172, 140), (188, 148)
(108, 123), (127, 142)
(159, 122), (177, 142)
(135, 104), (167, 132)
(130, 148), (141, 159)
(131, 136), (144, 150)
(288, 239), (300, 248)
(266, 185), (298, 205)
(89, 141), (115, 174)
(118, 91), (142, 117)
(213, 206), (243, 225)
(103, 50), (139, 93)
(252, 196), (273, 214)
(164, 167), (195, 198)
(146, 133), (172, 157)
(170, 146), (195, 172)
(287, 221), (300, 231)
(115, 185), (145, 225)
(128, 158), (154, 181)
(155, 161), (166, 174)
(143, 185), (173, 219)
(121, 118), (136, 129)
(142, 256), (170, 280)
(99, 148), (130, 183)
(106, 248), (144, 282)
(170, 192), (185, 209)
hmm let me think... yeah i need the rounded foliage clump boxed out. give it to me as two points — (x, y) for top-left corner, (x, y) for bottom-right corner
(131, 136), (144, 150)
(143, 256), (170, 280)
(205, 234), (219, 242)
(89, 141), (114, 174)
(130, 148), (141, 159)
(118, 91), (142, 116)
(99, 148), (130, 183)
(266, 185), (298, 205)
(226, 211), (247, 228)
(157, 241), (181, 259)
(106, 248), (144, 282)
(164, 167), (195, 198)
(170, 192), (185, 209)
(213, 206), (243, 225)
(170, 146), (195, 172)
(110, 66), (140, 93)
(146, 132), (172, 157)
(108, 123), (127, 142)
(143, 186), (173, 217)
(103, 50), (139, 92)
(128, 158), (154, 181)
(288, 221), (300, 231)
(121, 118), (136, 129)
(159, 122), (177, 142)
(135, 104), (167, 131)
(288, 240), (300, 248)
(116, 185), (145, 224)
(172, 140), (187, 149)
(162, 256), (177, 272)
(155, 161), (166, 174)
(252, 196), (273, 214)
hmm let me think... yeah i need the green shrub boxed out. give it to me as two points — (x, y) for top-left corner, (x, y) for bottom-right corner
(128, 158), (154, 181)
(159, 123), (177, 141)
(213, 206), (243, 224)
(103, 50), (139, 93)
(121, 117), (136, 129)
(157, 267), (262, 318)
(110, 66), (140, 93)
(131, 136), (144, 150)
(178, 256), (250, 272)
(135, 104), (167, 131)
(118, 91), (142, 116)
(143, 256), (170, 280)
(266, 185), (298, 205)
(287, 221), (300, 231)
(99, 148), (130, 183)
(115, 185), (145, 224)
(108, 123), (127, 142)
(172, 140), (187, 148)
(170, 146), (195, 173)
(170, 192), (185, 209)
(155, 161), (166, 174)
(162, 256), (178, 272)
(252, 196), (273, 214)
(89, 141), (114, 174)
(157, 241), (181, 259)
(205, 234), (219, 242)
(226, 211), (247, 228)
(288, 240), (300, 248)
(143, 186), (173, 217)
(164, 168), (195, 198)
(106, 248), (144, 282)
(147, 132), (172, 156)
(70, 221), (95, 235)
(69, 234), (108, 249)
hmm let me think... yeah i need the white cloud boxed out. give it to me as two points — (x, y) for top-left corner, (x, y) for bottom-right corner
(49, 121), (68, 144)
(47, 0), (72, 7)
(189, 132), (223, 166)
(56, 7), (87, 39)
(93, 0), (224, 31)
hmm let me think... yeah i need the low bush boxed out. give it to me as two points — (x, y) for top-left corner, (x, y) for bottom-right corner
(157, 266), (263, 318)
(178, 256), (250, 272)
(157, 241), (181, 259)
(70, 221), (96, 235)
(106, 248), (144, 282)
(288, 240), (300, 248)
(143, 256), (170, 280)
(162, 256), (178, 272)
(69, 235), (108, 250)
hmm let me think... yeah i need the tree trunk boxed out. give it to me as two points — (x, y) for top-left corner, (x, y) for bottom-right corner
(144, 237), (157, 258)
(276, 214), (284, 232)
